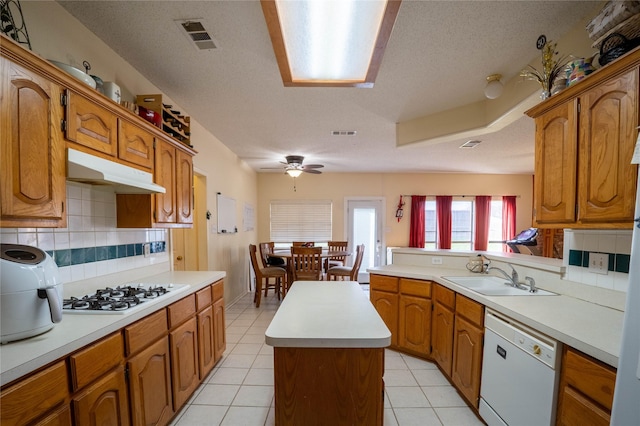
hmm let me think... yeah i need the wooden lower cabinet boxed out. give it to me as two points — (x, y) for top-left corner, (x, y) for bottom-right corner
(431, 284), (455, 376)
(128, 337), (175, 426)
(556, 347), (617, 426)
(72, 367), (129, 426)
(398, 294), (431, 356)
(273, 347), (384, 425)
(213, 297), (226, 363)
(450, 296), (484, 409)
(0, 360), (70, 426)
(370, 290), (398, 347)
(33, 405), (72, 426)
(197, 305), (216, 379)
(170, 317), (200, 410)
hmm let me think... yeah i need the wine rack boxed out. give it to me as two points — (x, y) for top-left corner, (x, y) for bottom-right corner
(136, 94), (192, 147)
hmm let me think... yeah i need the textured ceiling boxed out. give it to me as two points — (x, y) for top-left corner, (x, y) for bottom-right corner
(57, 0), (600, 174)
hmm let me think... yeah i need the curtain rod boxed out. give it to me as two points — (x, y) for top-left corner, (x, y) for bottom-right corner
(400, 194), (521, 198)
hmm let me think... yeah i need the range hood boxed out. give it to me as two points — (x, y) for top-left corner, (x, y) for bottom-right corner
(67, 148), (166, 194)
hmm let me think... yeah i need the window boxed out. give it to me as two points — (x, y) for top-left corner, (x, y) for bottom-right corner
(424, 198), (504, 251)
(270, 200), (332, 247)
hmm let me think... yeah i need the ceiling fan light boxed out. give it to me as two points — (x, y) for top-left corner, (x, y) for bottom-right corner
(286, 169), (303, 178)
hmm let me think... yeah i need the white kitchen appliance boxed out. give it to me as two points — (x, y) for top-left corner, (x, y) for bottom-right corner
(479, 309), (562, 426)
(610, 169), (640, 424)
(0, 244), (63, 344)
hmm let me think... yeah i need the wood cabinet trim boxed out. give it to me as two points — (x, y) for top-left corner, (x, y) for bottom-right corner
(167, 294), (197, 329)
(69, 331), (124, 391)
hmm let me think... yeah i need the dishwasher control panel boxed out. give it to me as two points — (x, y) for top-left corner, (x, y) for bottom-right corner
(485, 309), (561, 369)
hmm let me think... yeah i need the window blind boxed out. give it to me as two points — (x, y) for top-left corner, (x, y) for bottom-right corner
(270, 200), (332, 243)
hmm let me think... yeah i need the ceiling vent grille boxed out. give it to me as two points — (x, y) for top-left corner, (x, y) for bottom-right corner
(331, 130), (357, 136)
(175, 19), (218, 50)
(460, 140), (482, 148)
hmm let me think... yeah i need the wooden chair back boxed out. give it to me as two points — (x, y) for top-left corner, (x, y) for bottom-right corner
(326, 240), (348, 269)
(292, 241), (315, 247)
(349, 244), (365, 281)
(291, 246), (323, 281)
(249, 244), (264, 281)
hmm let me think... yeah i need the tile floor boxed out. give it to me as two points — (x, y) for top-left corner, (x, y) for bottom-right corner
(171, 288), (483, 426)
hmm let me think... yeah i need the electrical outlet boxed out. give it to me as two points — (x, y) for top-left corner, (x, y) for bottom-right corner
(143, 243), (151, 257)
(431, 257), (443, 265)
(588, 252), (609, 275)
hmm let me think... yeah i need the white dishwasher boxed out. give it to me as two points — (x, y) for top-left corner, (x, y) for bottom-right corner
(479, 309), (562, 426)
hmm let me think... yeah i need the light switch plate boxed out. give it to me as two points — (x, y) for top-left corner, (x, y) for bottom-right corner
(588, 252), (609, 275)
(431, 257), (443, 265)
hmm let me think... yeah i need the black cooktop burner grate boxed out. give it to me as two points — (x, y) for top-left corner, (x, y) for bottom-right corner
(63, 284), (171, 312)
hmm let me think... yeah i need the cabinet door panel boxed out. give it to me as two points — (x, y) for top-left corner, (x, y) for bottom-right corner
(398, 295), (431, 355)
(128, 337), (174, 426)
(578, 69), (638, 223)
(170, 317), (200, 410)
(66, 91), (117, 156)
(198, 306), (216, 379)
(557, 386), (610, 426)
(451, 315), (483, 408)
(73, 367), (130, 426)
(431, 302), (454, 377)
(1, 60), (66, 227)
(533, 99), (578, 224)
(155, 141), (176, 223)
(213, 298), (226, 363)
(118, 118), (154, 169)
(176, 149), (194, 224)
(370, 290), (398, 346)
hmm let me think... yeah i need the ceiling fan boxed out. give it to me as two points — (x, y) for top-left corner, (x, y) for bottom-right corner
(262, 155), (324, 177)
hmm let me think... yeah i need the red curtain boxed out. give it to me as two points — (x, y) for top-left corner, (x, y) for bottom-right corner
(474, 196), (491, 251)
(409, 196), (426, 248)
(502, 196), (517, 252)
(436, 196), (452, 249)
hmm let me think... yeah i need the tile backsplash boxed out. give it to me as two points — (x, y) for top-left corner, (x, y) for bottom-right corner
(0, 182), (169, 284)
(563, 229), (632, 292)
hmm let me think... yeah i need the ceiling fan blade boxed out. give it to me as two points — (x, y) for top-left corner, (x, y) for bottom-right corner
(260, 167), (286, 170)
(303, 164), (324, 169)
(303, 169), (322, 174)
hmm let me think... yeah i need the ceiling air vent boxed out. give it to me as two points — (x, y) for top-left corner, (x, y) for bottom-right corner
(175, 19), (218, 50)
(460, 140), (482, 148)
(331, 130), (357, 136)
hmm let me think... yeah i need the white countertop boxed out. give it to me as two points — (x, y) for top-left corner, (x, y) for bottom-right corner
(265, 281), (391, 348)
(0, 270), (225, 387)
(368, 265), (624, 368)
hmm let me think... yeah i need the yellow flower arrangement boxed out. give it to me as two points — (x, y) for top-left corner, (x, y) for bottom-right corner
(520, 36), (569, 98)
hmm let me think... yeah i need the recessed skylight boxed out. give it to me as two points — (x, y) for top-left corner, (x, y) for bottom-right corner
(261, 0), (402, 88)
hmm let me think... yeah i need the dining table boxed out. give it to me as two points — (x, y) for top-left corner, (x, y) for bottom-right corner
(271, 248), (350, 285)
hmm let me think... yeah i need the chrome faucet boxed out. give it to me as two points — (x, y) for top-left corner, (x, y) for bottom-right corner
(525, 276), (537, 293)
(485, 264), (527, 290)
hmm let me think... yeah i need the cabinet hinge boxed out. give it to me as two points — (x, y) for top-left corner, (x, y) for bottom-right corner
(60, 93), (67, 106)
(577, 100), (581, 113)
(60, 119), (66, 132)
(124, 366), (129, 381)
(153, 140), (157, 149)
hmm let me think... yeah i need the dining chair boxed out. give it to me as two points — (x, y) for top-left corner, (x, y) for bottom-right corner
(327, 244), (365, 281)
(292, 241), (315, 247)
(290, 246), (323, 281)
(259, 242), (285, 267)
(325, 240), (348, 272)
(249, 244), (287, 307)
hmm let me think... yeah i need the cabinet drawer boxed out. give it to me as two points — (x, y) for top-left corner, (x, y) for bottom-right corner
(124, 309), (168, 356)
(118, 118), (154, 170)
(563, 347), (616, 410)
(455, 295), (483, 326)
(400, 278), (431, 298)
(434, 284), (455, 309)
(212, 280), (224, 302)
(0, 360), (69, 426)
(168, 294), (196, 328)
(370, 275), (399, 292)
(70, 331), (124, 391)
(196, 286), (213, 311)
(558, 386), (610, 426)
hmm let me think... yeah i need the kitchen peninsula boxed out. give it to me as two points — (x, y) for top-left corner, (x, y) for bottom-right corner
(265, 281), (391, 426)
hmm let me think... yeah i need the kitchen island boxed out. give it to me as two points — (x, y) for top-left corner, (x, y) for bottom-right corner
(265, 281), (391, 426)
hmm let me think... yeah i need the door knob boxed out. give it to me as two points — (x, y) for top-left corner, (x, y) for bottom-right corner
(176, 256), (183, 261)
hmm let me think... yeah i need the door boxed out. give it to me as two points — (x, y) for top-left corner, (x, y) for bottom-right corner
(172, 172), (208, 271)
(346, 199), (384, 282)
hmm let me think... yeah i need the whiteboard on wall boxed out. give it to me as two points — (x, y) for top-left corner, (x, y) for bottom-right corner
(216, 194), (237, 234)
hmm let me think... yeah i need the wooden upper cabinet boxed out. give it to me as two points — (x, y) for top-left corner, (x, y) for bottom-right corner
(533, 99), (578, 224)
(1, 60), (67, 228)
(65, 91), (118, 156)
(118, 118), (154, 169)
(155, 139), (177, 224)
(578, 68), (638, 224)
(527, 51), (640, 229)
(176, 148), (194, 224)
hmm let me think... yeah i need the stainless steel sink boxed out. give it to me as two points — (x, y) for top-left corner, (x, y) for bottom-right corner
(442, 276), (557, 296)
